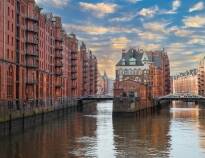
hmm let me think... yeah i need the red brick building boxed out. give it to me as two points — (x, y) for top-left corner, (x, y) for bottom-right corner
(0, 0), (97, 109)
(114, 48), (170, 105)
(198, 57), (205, 96)
(173, 69), (198, 95)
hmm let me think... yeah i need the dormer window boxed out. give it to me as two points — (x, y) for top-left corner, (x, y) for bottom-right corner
(142, 53), (149, 64)
(122, 58), (126, 65)
(129, 57), (136, 65)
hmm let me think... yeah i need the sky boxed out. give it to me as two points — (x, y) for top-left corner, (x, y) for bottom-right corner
(35, 0), (205, 79)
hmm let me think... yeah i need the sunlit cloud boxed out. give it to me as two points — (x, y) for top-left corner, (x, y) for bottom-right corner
(143, 21), (169, 33)
(189, 1), (204, 12)
(138, 5), (159, 17)
(111, 37), (130, 49)
(63, 23), (139, 35)
(170, 26), (192, 37)
(183, 15), (205, 28)
(188, 38), (205, 45)
(138, 31), (165, 41)
(79, 2), (118, 17)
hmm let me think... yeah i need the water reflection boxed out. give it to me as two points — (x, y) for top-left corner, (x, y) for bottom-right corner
(112, 109), (171, 158)
(1, 101), (205, 158)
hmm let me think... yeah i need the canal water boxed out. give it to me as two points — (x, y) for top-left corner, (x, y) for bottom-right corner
(1, 101), (205, 158)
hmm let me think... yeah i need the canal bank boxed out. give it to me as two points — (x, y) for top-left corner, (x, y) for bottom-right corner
(0, 98), (96, 136)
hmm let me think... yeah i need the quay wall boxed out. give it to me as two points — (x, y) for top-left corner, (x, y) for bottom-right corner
(113, 97), (170, 115)
(0, 98), (79, 136)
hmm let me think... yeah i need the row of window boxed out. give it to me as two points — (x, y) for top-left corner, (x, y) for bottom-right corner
(118, 69), (149, 75)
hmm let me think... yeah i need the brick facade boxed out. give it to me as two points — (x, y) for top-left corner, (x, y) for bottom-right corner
(173, 69), (198, 95)
(0, 0), (97, 109)
(114, 48), (170, 101)
(198, 57), (205, 96)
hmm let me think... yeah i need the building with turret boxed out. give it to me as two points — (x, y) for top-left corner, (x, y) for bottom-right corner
(114, 48), (170, 110)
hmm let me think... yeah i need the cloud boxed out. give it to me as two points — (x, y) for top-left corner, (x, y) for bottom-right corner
(127, 0), (142, 4)
(172, 0), (181, 11)
(183, 15), (205, 28)
(143, 21), (169, 33)
(35, 0), (69, 8)
(170, 26), (192, 37)
(161, 0), (181, 14)
(188, 38), (205, 45)
(138, 31), (165, 41)
(109, 13), (137, 22)
(79, 2), (117, 17)
(138, 5), (159, 17)
(138, 43), (161, 50)
(111, 37), (130, 49)
(98, 58), (117, 79)
(189, 1), (204, 12)
(63, 23), (139, 35)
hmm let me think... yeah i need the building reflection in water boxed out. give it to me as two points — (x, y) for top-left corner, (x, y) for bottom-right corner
(112, 109), (171, 158)
(169, 101), (205, 158)
(2, 101), (205, 158)
(0, 102), (98, 158)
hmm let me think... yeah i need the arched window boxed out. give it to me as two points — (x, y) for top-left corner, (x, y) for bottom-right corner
(7, 65), (14, 99)
(129, 69), (132, 75)
(134, 69), (137, 75)
(124, 69), (128, 75)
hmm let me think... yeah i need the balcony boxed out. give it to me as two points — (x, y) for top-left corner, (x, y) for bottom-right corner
(26, 38), (38, 45)
(72, 85), (77, 89)
(55, 37), (63, 42)
(71, 69), (77, 73)
(55, 45), (63, 50)
(55, 52), (63, 59)
(26, 51), (39, 57)
(26, 16), (38, 22)
(55, 61), (63, 67)
(71, 55), (77, 60)
(55, 83), (63, 88)
(26, 62), (38, 69)
(71, 75), (77, 80)
(26, 26), (38, 33)
(26, 79), (37, 85)
(55, 70), (63, 76)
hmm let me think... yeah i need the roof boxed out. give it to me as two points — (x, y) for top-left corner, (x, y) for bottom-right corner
(116, 48), (144, 66)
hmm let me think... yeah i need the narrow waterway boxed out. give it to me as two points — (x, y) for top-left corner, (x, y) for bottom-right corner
(1, 101), (205, 158)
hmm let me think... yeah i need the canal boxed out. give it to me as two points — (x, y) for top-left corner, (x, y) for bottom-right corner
(1, 101), (205, 158)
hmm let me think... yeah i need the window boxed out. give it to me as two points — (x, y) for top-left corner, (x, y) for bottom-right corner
(7, 7), (10, 16)
(7, 49), (9, 58)
(129, 57), (136, 66)
(7, 21), (10, 31)
(7, 35), (9, 44)
(7, 65), (14, 98)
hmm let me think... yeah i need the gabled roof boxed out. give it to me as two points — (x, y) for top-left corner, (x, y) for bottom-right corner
(116, 48), (144, 66)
